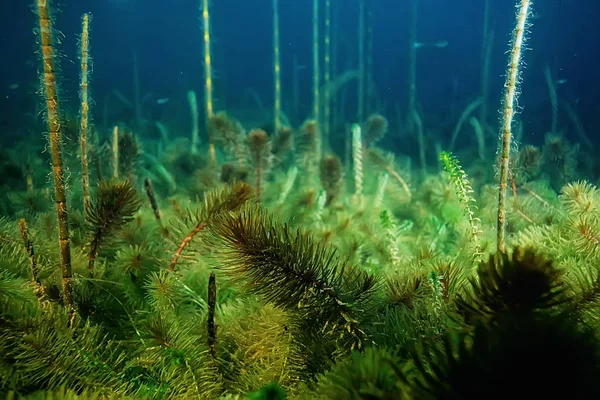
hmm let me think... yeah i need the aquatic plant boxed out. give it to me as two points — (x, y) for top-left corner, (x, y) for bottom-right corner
(2, 0), (600, 398)
(35, 0), (74, 319)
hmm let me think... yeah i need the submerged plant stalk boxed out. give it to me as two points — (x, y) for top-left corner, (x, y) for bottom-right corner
(188, 90), (200, 154)
(207, 272), (217, 357)
(497, 0), (532, 253)
(352, 123), (363, 201)
(144, 178), (166, 234)
(323, 0), (332, 145)
(313, 0), (321, 157)
(80, 13), (91, 213)
(202, 0), (216, 167)
(112, 125), (119, 179)
(35, 0), (74, 317)
(18, 218), (43, 300)
(273, 0), (281, 134)
(357, 0), (365, 124)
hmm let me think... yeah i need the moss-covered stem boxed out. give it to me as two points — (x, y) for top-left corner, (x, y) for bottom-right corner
(80, 13), (91, 213)
(207, 272), (217, 358)
(202, 0), (216, 167)
(18, 218), (43, 300)
(144, 178), (166, 235)
(497, 0), (532, 253)
(112, 125), (119, 179)
(35, 0), (75, 318)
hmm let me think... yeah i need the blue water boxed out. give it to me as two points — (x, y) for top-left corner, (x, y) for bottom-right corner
(0, 0), (598, 150)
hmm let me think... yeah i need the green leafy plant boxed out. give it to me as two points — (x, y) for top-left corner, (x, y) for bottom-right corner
(439, 151), (482, 263)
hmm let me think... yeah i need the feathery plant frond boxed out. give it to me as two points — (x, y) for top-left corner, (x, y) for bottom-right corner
(87, 180), (141, 231)
(456, 248), (566, 326)
(401, 314), (600, 399)
(560, 181), (600, 217)
(86, 179), (141, 274)
(168, 181), (253, 271)
(559, 181), (600, 257)
(144, 270), (190, 315)
(313, 347), (404, 399)
(439, 151), (482, 263)
(1, 310), (131, 395)
(210, 204), (381, 351)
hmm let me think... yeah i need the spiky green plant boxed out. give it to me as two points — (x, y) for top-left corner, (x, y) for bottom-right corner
(439, 151), (482, 263)
(86, 179), (141, 275)
(209, 204), (381, 374)
(168, 181), (253, 271)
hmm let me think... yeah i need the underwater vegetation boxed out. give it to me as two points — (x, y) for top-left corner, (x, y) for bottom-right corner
(1, 0), (600, 399)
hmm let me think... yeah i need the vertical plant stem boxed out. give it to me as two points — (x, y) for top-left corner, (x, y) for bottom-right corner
(202, 0), (216, 167)
(112, 125), (119, 178)
(35, 0), (75, 318)
(357, 0), (365, 124)
(313, 0), (321, 158)
(80, 13), (91, 213)
(366, 0), (373, 113)
(188, 91), (200, 154)
(497, 0), (532, 253)
(144, 178), (166, 235)
(323, 0), (331, 148)
(18, 218), (44, 300)
(207, 272), (217, 358)
(407, 0), (418, 131)
(352, 123), (363, 202)
(273, 0), (281, 134)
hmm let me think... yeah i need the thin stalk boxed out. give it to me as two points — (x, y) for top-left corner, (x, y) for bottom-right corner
(80, 13), (92, 213)
(273, 0), (281, 134)
(35, 0), (75, 319)
(497, 0), (532, 253)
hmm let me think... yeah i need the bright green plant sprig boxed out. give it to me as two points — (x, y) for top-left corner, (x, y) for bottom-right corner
(439, 152), (482, 263)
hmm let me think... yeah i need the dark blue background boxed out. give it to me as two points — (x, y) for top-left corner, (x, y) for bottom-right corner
(0, 0), (598, 147)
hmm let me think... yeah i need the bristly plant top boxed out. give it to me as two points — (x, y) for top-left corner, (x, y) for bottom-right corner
(440, 151), (482, 263)
(86, 179), (141, 274)
(209, 203), (381, 350)
(168, 181), (254, 271)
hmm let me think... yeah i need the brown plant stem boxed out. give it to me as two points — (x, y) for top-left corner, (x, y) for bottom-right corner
(144, 178), (166, 234)
(36, 0), (75, 318)
(207, 272), (217, 357)
(169, 222), (207, 272)
(18, 218), (44, 300)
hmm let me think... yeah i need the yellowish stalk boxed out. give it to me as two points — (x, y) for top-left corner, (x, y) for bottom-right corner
(202, 0), (216, 166)
(35, 0), (75, 319)
(497, 0), (532, 253)
(80, 13), (91, 213)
